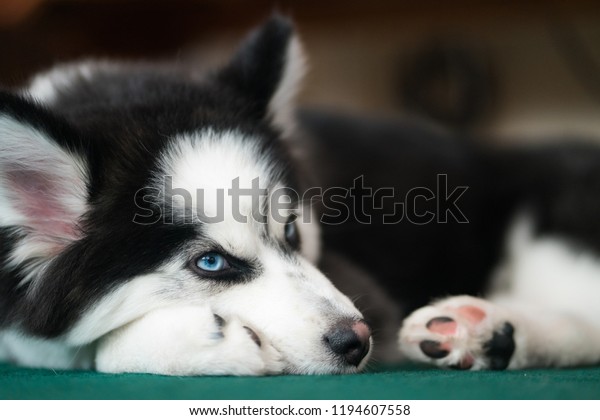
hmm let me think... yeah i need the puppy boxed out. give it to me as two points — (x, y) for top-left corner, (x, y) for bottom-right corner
(1, 16), (599, 375)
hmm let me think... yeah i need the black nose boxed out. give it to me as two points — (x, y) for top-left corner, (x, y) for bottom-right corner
(324, 319), (371, 367)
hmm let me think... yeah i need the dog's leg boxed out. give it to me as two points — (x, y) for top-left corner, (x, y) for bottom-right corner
(399, 295), (600, 369)
(95, 305), (283, 375)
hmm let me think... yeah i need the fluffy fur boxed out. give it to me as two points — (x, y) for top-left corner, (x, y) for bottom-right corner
(1, 15), (599, 375)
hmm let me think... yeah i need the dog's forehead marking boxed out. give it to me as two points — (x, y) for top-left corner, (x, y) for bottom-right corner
(157, 129), (284, 256)
(163, 129), (274, 193)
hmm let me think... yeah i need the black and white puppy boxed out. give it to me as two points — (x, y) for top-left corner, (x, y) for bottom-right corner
(1, 16), (599, 375)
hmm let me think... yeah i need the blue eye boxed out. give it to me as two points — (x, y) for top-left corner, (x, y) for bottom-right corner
(195, 252), (230, 273)
(284, 215), (300, 250)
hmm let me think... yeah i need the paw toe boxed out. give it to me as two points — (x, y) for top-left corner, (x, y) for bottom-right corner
(210, 314), (226, 339)
(419, 340), (451, 359)
(213, 314), (225, 327)
(243, 326), (262, 347)
(449, 354), (474, 370)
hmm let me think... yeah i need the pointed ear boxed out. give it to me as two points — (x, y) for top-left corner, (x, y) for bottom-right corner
(219, 14), (307, 136)
(0, 92), (88, 263)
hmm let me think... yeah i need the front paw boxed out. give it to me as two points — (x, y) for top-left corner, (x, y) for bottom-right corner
(207, 312), (284, 375)
(399, 296), (516, 370)
(96, 306), (283, 376)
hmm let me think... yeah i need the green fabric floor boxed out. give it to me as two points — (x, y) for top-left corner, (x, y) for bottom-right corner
(1, 364), (600, 399)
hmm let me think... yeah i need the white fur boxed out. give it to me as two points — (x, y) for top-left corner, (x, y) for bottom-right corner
(0, 116), (86, 226)
(0, 261), (189, 369)
(293, 206), (321, 264)
(0, 115), (88, 284)
(25, 60), (116, 104)
(87, 245), (365, 375)
(2, 128), (366, 375)
(489, 216), (600, 368)
(268, 36), (307, 138)
(130, 129), (364, 374)
(0, 330), (93, 370)
(400, 215), (600, 369)
(159, 129), (275, 219)
(27, 62), (95, 103)
(96, 305), (283, 376)
(64, 260), (188, 346)
(81, 237), (362, 375)
(400, 295), (511, 370)
(0, 38), (366, 375)
(5, 210), (362, 375)
(489, 215), (600, 322)
(158, 129), (319, 263)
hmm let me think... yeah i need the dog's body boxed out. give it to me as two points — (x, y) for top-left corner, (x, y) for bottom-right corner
(1, 16), (600, 374)
(303, 109), (600, 369)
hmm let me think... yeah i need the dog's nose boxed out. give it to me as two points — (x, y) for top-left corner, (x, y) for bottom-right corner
(324, 319), (371, 367)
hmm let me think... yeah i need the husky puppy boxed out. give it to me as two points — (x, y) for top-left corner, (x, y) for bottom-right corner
(1, 16), (599, 375)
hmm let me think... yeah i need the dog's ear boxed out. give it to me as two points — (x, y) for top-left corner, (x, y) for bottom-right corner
(219, 14), (306, 136)
(0, 92), (88, 263)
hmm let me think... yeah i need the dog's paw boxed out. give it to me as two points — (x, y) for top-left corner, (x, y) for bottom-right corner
(205, 313), (284, 376)
(399, 296), (516, 370)
(96, 306), (283, 376)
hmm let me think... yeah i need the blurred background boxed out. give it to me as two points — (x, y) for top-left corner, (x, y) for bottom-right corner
(1, 0), (599, 142)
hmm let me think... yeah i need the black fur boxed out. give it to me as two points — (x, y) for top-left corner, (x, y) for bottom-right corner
(484, 322), (516, 370)
(0, 16), (298, 337)
(299, 109), (600, 319)
(2, 15), (600, 368)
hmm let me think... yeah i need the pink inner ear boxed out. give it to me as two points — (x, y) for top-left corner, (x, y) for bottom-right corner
(6, 169), (82, 249)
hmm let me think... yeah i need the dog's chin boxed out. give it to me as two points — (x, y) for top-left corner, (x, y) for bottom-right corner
(282, 362), (363, 376)
(281, 341), (373, 375)
(281, 364), (356, 375)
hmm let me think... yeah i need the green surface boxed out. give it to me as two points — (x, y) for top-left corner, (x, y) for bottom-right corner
(1, 363), (599, 400)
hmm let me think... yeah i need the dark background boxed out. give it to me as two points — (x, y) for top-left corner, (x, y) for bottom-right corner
(1, 0), (600, 140)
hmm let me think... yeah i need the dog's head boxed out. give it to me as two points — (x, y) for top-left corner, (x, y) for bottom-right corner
(0, 16), (371, 374)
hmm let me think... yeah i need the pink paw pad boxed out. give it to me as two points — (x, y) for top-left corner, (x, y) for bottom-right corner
(456, 305), (486, 325)
(426, 316), (457, 336)
(419, 306), (486, 365)
(421, 317), (457, 359)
